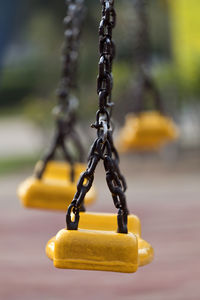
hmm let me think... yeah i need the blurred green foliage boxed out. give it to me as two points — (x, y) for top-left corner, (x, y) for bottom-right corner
(0, 154), (39, 176)
(0, 0), (200, 125)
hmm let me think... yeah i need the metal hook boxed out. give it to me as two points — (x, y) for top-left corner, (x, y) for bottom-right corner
(66, 203), (80, 230)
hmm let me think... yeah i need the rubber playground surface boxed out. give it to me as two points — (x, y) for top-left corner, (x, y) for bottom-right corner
(0, 155), (200, 300)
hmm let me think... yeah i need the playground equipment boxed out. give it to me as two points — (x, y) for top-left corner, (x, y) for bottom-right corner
(117, 0), (178, 152)
(18, 0), (96, 210)
(18, 161), (96, 211)
(46, 0), (153, 273)
(117, 111), (178, 152)
(46, 212), (154, 269)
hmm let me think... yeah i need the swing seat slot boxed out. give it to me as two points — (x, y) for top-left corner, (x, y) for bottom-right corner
(46, 212), (154, 270)
(117, 111), (179, 151)
(18, 162), (96, 211)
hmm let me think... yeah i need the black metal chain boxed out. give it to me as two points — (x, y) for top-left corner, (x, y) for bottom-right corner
(35, 0), (86, 181)
(132, 0), (164, 114)
(57, 0), (85, 101)
(67, 0), (129, 234)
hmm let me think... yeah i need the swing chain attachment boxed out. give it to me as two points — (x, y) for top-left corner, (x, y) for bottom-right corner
(97, 0), (116, 118)
(35, 0), (86, 180)
(132, 0), (164, 114)
(57, 0), (86, 103)
(67, 0), (128, 234)
(66, 136), (128, 233)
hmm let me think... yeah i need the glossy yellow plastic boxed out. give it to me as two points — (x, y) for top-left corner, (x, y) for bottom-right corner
(168, 0), (200, 82)
(53, 229), (138, 273)
(117, 111), (179, 152)
(18, 161), (96, 211)
(35, 160), (86, 181)
(46, 212), (154, 272)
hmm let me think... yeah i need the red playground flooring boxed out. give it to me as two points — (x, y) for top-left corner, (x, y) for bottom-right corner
(1, 157), (200, 300)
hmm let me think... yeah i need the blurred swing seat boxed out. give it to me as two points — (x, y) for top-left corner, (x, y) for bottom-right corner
(117, 111), (179, 152)
(46, 212), (154, 272)
(35, 160), (86, 181)
(18, 161), (96, 211)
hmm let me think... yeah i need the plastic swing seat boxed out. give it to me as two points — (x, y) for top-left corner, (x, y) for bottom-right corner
(35, 160), (87, 181)
(18, 161), (96, 211)
(45, 212), (154, 273)
(117, 111), (179, 152)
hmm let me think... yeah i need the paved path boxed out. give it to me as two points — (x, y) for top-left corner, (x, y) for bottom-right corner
(0, 156), (200, 300)
(0, 118), (42, 157)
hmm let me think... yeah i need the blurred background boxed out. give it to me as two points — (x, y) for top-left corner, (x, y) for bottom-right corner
(0, 0), (200, 299)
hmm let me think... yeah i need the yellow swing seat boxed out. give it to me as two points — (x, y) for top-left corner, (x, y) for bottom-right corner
(117, 111), (179, 152)
(17, 161), (96, 211)
(46, 212), (154, 272)
(35, 160), (87, 181)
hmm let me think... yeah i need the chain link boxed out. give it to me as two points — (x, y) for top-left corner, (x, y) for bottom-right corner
(67, 0), (129, 234)
(57, 0), (85, 101)
(35, 0), (86, 180)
